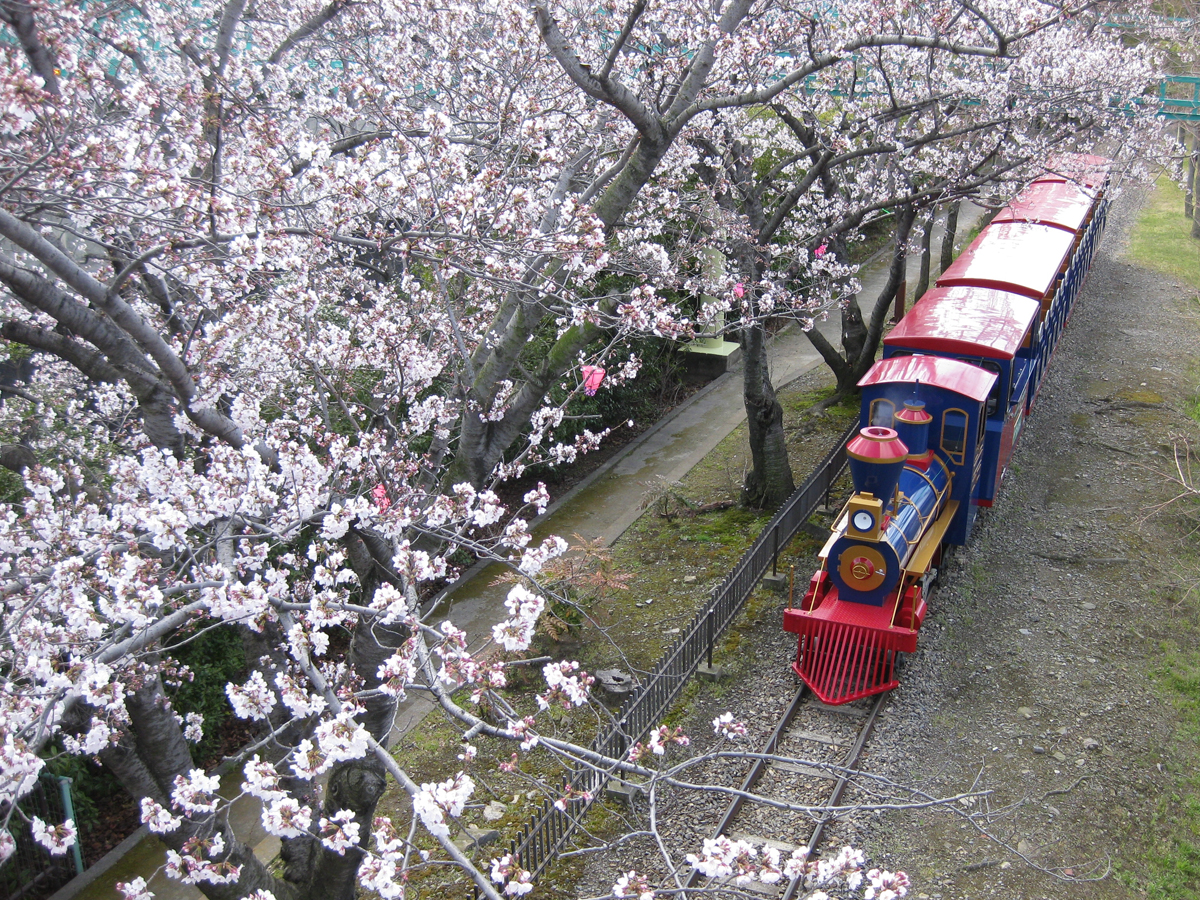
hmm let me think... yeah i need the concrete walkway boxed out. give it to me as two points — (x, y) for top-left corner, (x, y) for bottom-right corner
(54, 204), (982, 900)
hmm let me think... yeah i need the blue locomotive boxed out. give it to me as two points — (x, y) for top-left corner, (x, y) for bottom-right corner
(784, 155), (1111, 704)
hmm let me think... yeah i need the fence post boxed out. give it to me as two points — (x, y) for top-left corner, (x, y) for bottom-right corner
(706, 608), (714, 669)
(57, 776), (84, 876)
(772, 525), (779, 577)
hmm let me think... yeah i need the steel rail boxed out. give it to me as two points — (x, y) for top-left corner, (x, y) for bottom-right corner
(674, 682), (888, 900)
(682, 683), (813, 891)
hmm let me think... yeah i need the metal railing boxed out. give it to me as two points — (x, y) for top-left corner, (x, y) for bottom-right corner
(0, 775), (84, 900)
(490, 418), (859, 889)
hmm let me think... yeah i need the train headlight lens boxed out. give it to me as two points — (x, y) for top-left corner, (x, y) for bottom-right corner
(852, 510), (875, 532)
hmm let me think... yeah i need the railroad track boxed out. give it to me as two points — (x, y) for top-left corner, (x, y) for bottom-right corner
(684, 685), (888, 898)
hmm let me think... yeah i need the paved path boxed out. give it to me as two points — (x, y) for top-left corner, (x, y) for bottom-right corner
(56, 204), (982, 900)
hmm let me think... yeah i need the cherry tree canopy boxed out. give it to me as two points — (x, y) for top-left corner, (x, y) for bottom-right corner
(0, 1), (1168, 898)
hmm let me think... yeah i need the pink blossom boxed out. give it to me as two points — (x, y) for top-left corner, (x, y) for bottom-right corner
(371, 483), (391, 511)
(31, 816), (76, 856)
(319, 809), (362, 855)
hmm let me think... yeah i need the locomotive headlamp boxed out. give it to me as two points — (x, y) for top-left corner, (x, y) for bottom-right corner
(846, 494), (884, 540)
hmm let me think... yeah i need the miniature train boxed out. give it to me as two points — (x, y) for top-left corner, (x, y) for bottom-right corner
(784, 154), (1111, 705)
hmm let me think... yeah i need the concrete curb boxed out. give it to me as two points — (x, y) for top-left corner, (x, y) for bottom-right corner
(48, 826), (149, 900)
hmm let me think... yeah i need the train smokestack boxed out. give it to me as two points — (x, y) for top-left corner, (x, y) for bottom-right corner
(893, 394), (932, 460)
(847, 426), (908, 507)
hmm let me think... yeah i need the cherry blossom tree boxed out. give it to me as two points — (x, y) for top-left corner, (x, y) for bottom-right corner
(0, 1), (1173, 898)
(669, 2), (1166, 504)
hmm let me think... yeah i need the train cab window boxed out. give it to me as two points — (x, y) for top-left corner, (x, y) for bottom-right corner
(941, 409), (968, 466)
(869, 399), (895, 428)
(978, 360), (1002, 416)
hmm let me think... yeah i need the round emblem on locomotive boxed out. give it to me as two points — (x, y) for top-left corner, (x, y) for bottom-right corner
(837, 545), (887, 591)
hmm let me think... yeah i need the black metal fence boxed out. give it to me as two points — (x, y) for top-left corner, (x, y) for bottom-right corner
(492, 419), (859, 888)
(1, 775), (84, 900)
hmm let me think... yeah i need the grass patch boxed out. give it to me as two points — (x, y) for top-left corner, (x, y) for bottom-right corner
(1128, 175), (1200, 290)
(1142, 645), (1200, 900)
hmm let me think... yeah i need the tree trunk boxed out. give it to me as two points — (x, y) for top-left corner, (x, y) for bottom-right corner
(840, 295), (867, 377)
(99, 680), (299, 900)
(1186, 127), (1195, 220)
(914, 207), (935, 301)
(939, 200), (960, 273)
(1192, 136), (1200, 239)
(739, 320), (795, 509)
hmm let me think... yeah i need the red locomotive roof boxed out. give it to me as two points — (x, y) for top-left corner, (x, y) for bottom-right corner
(991, 182), (1096, 233)
(1036, 153), (1112, 189)
(858, 354), (996, 403)
(936, 222), (1075, 300)
(884, 286), (1041, 360)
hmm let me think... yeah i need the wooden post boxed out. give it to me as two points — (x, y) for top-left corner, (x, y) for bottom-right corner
(1186, 127), (1195, 220)
(1193, 131), (1200, 239)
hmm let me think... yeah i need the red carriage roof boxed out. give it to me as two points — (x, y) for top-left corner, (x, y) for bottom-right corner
(1036, 153), (1112, 189)
(936, 221), (1075, 300)
(884, 286), (1041, 360)
(858, 355), (997, 403)
(991, 181), (1097, 233)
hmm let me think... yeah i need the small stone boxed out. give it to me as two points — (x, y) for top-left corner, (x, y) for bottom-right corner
(1032, 745), (1047, 754)
(1017, 840), (1032, 855)
(464, 825), (499, 848)
(1080, 601), (1097, 610)
(1082, 737), (1100, 751)
(483, 801), (507, 822)
(1053, 751), (1067, 762)
(1000, 861), (1011, 869)
(682, 575), (697, 584)
(1019, 628), (1033, 635)
(1018, 706), (1033, 719)
(664, 627), (680, 635)
(596, 669), (636, 696)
